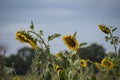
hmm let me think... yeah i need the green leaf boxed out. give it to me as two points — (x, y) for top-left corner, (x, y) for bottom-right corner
(73, 32), (77, 38)
(30, 21), (34, 30)
(58, 70), (66, 80)
(112, 27), (117, 32)
(39, 30), (43, 36)
(48, 33), (61, 41)
(110, 26), (113, 29)
(111, 41), (114, 45)
(68, 70), (76, 79)
(68, 71), (73, 79)
(114, 38), (118, 45)
(44, 70), (51, 80)
(47, 63), (53, 68)
(91, 75), (96, 80)
(79, 42), (87, 47)
(73, 60), (80, 67)
(71, 54), (77, 62)
(105, 36), (110, 42)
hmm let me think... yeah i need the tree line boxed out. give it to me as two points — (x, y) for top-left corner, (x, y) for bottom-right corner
(0, 43), (119, 77)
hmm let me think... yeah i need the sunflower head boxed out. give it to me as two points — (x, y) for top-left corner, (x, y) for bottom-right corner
(16, 30), (37, 49)
(98, 24), (110, 34)
(16, 31), (28, 43)
(28, 39), (37, 49)
(13, 76), (21, 80)
(101, 58), (114, 69)
(62, 35), (78, 51)
(95, 62), (102, 70)
(55, 65), (62, 71)
(55, 52), (61, 58)
(80, 59), (87, 67)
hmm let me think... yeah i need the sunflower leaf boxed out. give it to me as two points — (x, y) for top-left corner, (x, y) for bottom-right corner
(39, 30), (43, 36)
(58, 70), (67, 80)
(112, 27), (117, 32)
(44, 70), (51, 80)
(73, 60), (80, 67)
(79, 42), (87, 47)
(91, 75), (96, 80)
(48, 33), (61, 41)
(110, 26), (113, 29)
(73, 32), (77, 38)
(105, 36), (110, 42)
(30, 21), (34, 30)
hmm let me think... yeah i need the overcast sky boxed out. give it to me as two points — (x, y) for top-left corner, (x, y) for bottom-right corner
(0, 0), (120, 56)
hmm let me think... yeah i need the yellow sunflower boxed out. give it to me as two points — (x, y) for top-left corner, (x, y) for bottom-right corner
(13, 76), (21, 80)
(62, 35), (78, 51)
(55, 52), (61, 58)
(16, 32), (28, 43)
(16, 31), (37, 49)
(80, 59), (87, 67)
(101, 58), (114, 69)
(95, 62), (102, 70)
(28, 39), (37, 49)
(55, 65), (62, 71)
(98, 24), (110, 34)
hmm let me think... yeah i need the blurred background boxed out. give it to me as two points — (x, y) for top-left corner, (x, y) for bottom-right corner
(0, 0), (120, 56)
(0, 0), (120, 77)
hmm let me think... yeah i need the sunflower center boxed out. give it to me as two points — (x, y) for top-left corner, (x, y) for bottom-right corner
(81, 62), (84, 65)
(103, 61), (111, 66)
(65, 37), (76, 47)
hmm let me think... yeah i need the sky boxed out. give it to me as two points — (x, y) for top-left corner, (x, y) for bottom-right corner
(0, 0), (120, 56)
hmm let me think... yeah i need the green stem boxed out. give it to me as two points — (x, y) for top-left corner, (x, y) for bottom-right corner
(110, 32), (117, 56)
(27, 30), (48, 48)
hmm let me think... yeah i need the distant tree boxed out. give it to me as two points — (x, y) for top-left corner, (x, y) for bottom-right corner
(0, 50), (10, 80)
(77, 43), (106, 62)
(0, 53), (5, 80)
(118, 49), (120, 57)
(5, 47), (35, 75)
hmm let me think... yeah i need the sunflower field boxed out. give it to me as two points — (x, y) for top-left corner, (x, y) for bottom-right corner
(2, 22), (120, 80)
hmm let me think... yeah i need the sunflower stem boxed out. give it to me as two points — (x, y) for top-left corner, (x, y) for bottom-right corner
(27, 30), (48, 48)
(109, 32), (118, 56)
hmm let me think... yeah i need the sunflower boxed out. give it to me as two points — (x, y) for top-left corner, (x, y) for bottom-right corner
(16, 31), (37, 49)
(55, 65), (62, 71)
(16, 32), (28, 43)
(80, 59), (87, 67)
(55, 52), (61, 58)
(101, 58), (114, 69)
(95, 62), (102, 70)
(98, 24), (110, 34)
(62, 35), (78, 51)
(28, 39), (37, 49)
(13, 76), (21, 80)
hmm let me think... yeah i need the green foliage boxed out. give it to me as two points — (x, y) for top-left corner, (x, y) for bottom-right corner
(91, 75), (96, 80)
(73, 32), (77, 38)
(79, 42), (87, 47)
(30, 21), (34, 30)
(39, 30), (43, 36)
(58, 70), (66, 80)
(112, 27), (117, 32)
(4, 22), (120, 80)
(48, 33), (61, 41)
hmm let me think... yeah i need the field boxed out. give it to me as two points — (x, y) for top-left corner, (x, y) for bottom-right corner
(0, 23), (120, 80)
